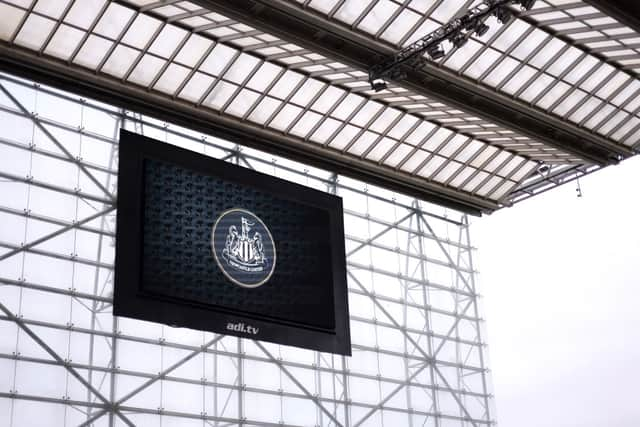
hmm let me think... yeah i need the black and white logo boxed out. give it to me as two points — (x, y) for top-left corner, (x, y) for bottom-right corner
(211, 208), (276, 288)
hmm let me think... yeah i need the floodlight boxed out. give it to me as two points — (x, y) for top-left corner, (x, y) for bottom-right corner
(372, 81), (388, 92)
(450, 33), (468, 48)
(475, 22), (490, 37)
(517, 0), (536, 10)
(537, 164), (550, 174)
(427, 44), (446, 60)
(494, 7), (512, 24)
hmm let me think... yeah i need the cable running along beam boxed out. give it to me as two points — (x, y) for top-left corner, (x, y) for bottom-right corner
(369, 0), (537, 91)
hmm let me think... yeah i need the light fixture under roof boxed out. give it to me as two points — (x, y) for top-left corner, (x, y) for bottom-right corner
(371, 81), (388, 92)
(450, 33), (468, 48)
(474, 22), (491, 37)
(494, 7), (512, 24)
(427, 44), (446, 60)
(517, 0), (537, 10)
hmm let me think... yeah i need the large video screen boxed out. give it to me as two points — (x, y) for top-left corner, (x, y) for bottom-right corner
(114, 130), (351, 355)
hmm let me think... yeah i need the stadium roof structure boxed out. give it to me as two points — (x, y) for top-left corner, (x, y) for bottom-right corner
(0, 0), (639, 215)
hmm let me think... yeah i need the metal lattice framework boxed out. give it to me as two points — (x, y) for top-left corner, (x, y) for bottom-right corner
(0, 73), (492, 426)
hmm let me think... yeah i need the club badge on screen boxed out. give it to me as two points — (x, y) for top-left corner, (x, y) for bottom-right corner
(212, 208), (276, 288)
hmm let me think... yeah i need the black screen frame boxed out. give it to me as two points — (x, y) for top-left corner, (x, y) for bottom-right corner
(114, 129), (351, 355)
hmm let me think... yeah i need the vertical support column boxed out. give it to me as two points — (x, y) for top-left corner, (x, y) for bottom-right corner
(109, 315), (118, 427)
(110, 110), (127, 427)
(399, 198), (414, 427)
(412, 201), (440, 427)
(87, 108), (121, 425)
(454, 217), (465, 426)
(327, 173), (350, 427)
(7, 79), (39, 427)
(237, 332), (244, 425)
(213, 337), (218, 426)
(462, 215), (492, 424)
(234, 148), (245, 426)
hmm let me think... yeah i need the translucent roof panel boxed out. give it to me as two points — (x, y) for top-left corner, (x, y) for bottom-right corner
(0, 0), (542, 207)
(294, 0), (640, 148)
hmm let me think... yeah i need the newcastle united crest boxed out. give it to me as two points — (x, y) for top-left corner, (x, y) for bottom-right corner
(211, 208), (276, 288)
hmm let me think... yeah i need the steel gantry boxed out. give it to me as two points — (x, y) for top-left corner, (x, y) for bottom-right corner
(0, 72), (493, 426)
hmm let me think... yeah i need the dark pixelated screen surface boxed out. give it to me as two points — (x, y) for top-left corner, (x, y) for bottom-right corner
(141, 158), (336, 330)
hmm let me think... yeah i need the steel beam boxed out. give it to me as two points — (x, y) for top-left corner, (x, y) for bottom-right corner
(86, 115), (120, 426)
(192, 0), (633, 165)
(510, 164), (600, 203)
(461, 216), (493, 423)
